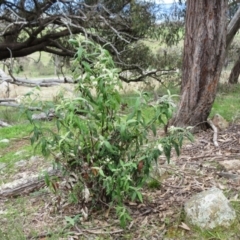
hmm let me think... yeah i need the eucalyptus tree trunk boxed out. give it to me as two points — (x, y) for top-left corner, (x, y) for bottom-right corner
(169, 0), (227, 130)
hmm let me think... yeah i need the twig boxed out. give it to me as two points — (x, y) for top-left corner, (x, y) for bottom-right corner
(82, 228), (124, 235)
(207, 119), (219, 147)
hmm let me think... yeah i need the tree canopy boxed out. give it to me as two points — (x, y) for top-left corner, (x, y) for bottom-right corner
(0, 0), (154, 60)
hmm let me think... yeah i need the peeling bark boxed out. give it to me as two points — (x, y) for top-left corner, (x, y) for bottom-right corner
(169, 0), (227, 131)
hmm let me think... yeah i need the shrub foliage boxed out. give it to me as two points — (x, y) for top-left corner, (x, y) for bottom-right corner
(29, 37), (192, 227)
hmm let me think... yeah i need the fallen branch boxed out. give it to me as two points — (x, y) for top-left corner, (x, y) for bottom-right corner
(80, 228), (124, 235)
(5, 78), (62, 87)
(0, 120), (12, 127)
(1, 68), (74, 87)
(0, 98), (16, 102)
(207, 119), (219, 147)
(0, 168), (61, 198)
(0, 102), (42, 111)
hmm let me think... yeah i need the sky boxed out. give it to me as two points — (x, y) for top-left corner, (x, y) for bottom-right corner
(158, 0), (174, 3)
(138, 0), (176, 5)
(146, 0), (175, 3)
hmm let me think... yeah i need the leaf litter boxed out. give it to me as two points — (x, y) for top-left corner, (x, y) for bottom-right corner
(0, 125), (240, 239)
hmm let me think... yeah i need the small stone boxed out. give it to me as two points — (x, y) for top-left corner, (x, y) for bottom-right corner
(15, 160), (27, 167)
(0, 139), (9, 143)
(185, 187), (236, 229)
(219, 160), (240, 171)
(29, 156), (41, 162)
(47, 166), (54, 172)
(211, 114), (229, 130)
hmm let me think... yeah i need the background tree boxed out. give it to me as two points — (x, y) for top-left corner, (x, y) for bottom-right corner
(169, 0), (227, 130)
(227, 6), (240, 84)
(0, 0), (188, 83)
(0, 0), (157, 78)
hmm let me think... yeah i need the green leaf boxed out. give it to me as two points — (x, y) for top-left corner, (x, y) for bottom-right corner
(65, 216), (75, 226)
(99, 168), (105, 177)
(126, 111), (135, 121)
(82, 61), (91, 72)
(131, 191), (137, 201)
(173, 141), (180, 156)
(77, 47), (83, 60)
(126, 119), (137, 125)
(136, 191), (143, 203)
(103, 140), (115, 153)
(164, 145), (171, 163)
(151, 124), (156, 136)
(69, 39), (78, 46)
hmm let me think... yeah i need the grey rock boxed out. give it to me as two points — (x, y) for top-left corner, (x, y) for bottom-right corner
(15, 160), (27, 167)
(219, 160), (240, 171)
(29, 155), (41, 162)
(184, 187), (236, 229)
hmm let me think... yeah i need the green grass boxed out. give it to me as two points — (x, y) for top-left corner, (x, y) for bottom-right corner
(210, 83), (240, 121)
(0, 145), (33, 164)
(0, 124), (33, 140)
(0, 118), (54, 172)
(0, 107), (28, 124)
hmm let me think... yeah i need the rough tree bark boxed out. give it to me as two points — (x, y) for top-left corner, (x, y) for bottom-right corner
(169, 0), (227, 130)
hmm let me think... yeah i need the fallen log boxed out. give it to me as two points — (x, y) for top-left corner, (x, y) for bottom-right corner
(0, 98), (16, 102)
(0, 102), (42, 111)
(2, 76), (73, 87)
(0, 120), (11, 127)
(0, 168), (61, 198)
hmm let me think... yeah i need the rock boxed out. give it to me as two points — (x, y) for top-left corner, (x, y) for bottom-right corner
(184, 187), (236, 229)
(219, 160), (240, 171)
(29, 155), (41, 163)
(32, 109), (55, 121)
(217, 172), (240, 180)
(211, 114), (229, 130)
(0, 139), (9, 143)
(15, 160), (27, 167)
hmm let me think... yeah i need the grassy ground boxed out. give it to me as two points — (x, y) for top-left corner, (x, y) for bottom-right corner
(210, 83), (240, 122)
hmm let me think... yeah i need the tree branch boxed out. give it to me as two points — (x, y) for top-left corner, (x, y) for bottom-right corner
(227, 6), (240, 47)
